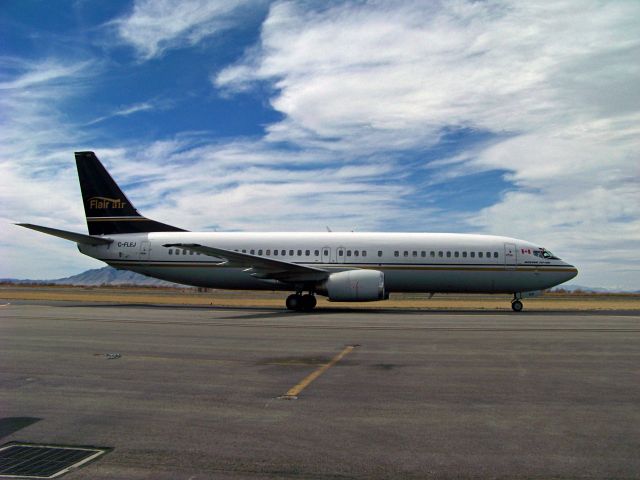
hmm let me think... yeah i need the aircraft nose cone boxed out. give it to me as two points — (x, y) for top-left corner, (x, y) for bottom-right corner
(564, 264), (578, 281)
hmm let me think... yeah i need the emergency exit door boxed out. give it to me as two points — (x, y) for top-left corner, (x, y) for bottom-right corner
(504, 242), (516, 269)
(139, 241), (151, 260)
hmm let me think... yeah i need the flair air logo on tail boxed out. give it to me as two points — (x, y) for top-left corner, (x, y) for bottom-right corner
(88, 196), (127, 209)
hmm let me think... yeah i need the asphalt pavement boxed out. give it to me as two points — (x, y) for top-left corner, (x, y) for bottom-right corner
(1, 301), (639, 479)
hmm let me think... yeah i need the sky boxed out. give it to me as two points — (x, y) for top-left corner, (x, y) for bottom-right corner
(1, 0), (639, 289)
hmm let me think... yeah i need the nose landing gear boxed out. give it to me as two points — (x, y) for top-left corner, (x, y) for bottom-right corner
(286, 293), (317, 311)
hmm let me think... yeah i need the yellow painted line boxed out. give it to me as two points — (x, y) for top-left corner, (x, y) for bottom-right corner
(280, 345), (358, 400)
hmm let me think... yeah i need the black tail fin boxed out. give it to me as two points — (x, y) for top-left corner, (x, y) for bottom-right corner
(75, 151), (186, 235)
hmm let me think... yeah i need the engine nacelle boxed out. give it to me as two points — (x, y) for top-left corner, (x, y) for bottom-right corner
(320, 270), (386, 302)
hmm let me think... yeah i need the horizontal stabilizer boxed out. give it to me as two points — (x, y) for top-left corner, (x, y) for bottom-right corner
(16, 223), (113, 245)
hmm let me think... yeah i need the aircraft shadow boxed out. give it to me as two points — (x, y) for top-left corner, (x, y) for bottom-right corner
(50, 302), (633, 317)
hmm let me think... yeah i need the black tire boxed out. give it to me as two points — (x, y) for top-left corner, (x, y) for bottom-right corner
(511, 300), (523, 312)
(301, 294), (317, 311)
(286, 294), (300, 311)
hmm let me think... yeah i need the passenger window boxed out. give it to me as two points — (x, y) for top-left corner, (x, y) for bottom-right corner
(486, 252), (491, 258)
(470, 252), (475, 258)
(190, 251), (194, 255)
(266, 249), (271, 255)
(438, 251), (443, 257)
(404, 251), (409, 257)
(323, 249), (329, 256)
(168, 249), (173, 255)
(430, 251), (435, 257)
(494, 252), (498, 258)
(479, 252), (483, 258)
(182, 249), (187, 255)
(362, 251), (367, 257)
(462, 251), (467, 258)
(446, 251), (451, 258)
(394, 251), (399, 257)
(274, 250), (278, 256)
(347, 250), (352, 257)
(315, 250), (319, 256)
(454, 251), (459, 258)
(354, 250), (359, 257)
(282, 250), (286, 255)
(289, 250), (294, 256)
(412, 251), (417, 257)
(250, 249), (255, 255)
(258, 249), (263, 255)
(297, 250), (302, 256)
(421, 251), (426, 257)
(378, 250), (383, 257)
(305, 250), (310, 256)
(338, 250), (344, 256)
(242, 249), (246, 253)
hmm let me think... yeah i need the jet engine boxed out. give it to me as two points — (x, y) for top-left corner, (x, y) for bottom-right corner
(320, 270), (387, 302)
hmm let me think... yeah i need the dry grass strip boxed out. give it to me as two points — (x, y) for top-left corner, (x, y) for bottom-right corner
(1, 286), (639, 311)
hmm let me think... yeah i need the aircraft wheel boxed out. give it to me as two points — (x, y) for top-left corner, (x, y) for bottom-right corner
(286, 294), (300, 311)
(301, 294), (317, 311)
(511, 300), (523, 312)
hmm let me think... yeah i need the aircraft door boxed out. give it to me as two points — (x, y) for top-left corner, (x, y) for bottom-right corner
(139, 241), (151, 260)
(321, 246), (332, 264)
(504, 243), (516, 269)
(336, 246), (346, 264)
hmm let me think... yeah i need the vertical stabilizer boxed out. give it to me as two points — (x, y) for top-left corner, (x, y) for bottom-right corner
(75, 151), (185, 235)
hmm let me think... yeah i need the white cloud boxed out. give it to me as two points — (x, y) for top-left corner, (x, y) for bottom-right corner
(86, 101), (157, 125)
(114, 0), (267, 60)
(466, 132), (640, 289)
(97, 138), (427, 233)
(213, 0), (640, 289)
(217, 1), (640, 148)
(0, 58), (106, 279)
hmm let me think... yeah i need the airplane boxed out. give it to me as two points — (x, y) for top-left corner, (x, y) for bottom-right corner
(17, 151), (578, 312)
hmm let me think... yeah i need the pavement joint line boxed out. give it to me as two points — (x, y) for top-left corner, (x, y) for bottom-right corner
(279, 345), (359, 400)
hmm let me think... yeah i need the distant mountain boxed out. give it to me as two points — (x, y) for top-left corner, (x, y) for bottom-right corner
(550, 284), (639, 294)
(1, 266), (181, 287)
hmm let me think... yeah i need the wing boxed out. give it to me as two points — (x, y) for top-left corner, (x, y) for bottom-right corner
(163, 243), (329, 282)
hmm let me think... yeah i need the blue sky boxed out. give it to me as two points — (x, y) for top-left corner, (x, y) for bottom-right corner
(1, 0), (639, 289)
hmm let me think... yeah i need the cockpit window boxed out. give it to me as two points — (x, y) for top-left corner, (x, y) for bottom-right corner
(535, 248), (560, 260)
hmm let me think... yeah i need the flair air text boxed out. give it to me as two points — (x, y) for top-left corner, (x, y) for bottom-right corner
(89, 196), (127, 209)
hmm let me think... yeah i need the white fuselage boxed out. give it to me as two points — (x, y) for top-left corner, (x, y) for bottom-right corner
(78, 231), (577, 294)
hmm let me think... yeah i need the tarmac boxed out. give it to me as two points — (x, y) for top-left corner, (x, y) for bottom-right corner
(1, 300), (639, 479)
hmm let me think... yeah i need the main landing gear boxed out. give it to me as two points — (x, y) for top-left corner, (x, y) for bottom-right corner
(511, 293), (524, 312)
(286, 293), (317, 312)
